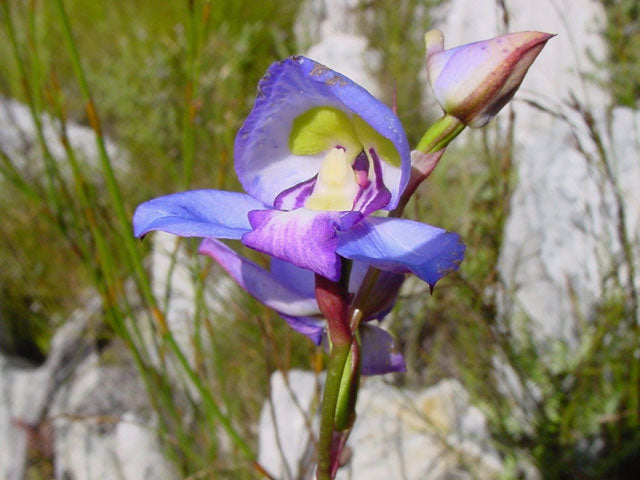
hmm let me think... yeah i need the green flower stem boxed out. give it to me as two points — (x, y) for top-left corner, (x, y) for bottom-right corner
(334, 332), (361, 431)
(416, 113), (465, 154)
(391, 114), (465, 218)
(315, 268), (363, 479)
(316, 341), (352, 480)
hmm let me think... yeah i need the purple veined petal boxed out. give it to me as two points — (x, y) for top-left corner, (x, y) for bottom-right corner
(352, 148), (391, 217)
(273, 175), (317, 211)
(336, 216), (465, 290)
(279, 313), (325, 345)
(242, 208), (362, 281)
(235, 56), (410, 208)
(133, 190), (265, 240)
(199, 238), (320, 317)
(360, 323), (406, 375)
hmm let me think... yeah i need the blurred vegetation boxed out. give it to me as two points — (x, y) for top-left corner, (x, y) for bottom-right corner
(0, 0), (300, 355)
(355, 0), (447, 142)
(1, 0), (306, 477)
(1, 0), (640, 478)
(388, 2), (640, 478)
(598, 0), (640, 107)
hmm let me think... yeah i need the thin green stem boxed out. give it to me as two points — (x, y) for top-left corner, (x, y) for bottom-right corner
(53, 0), (154, 305)
(181, 0), (211, 186)
(314, 269), (356, 478)
(334, 331), (361, 432)
(162, 330), (255, 459)
(316, 342), (351, 480)
(389, 114), (465, 219)
(416, 113), (465, 153)
(53, 0), (258, 466)
(3, 0), (66, 221)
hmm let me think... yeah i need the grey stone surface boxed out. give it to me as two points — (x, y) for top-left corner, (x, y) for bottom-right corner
(499, 107), (640, 344)
(258, 370), (503, 479)
(0, 297), (177, 480)
(0, 355), (44, 480)
(433, 0), (637, 349)
(148, 232), (236, 370)
(295, 0), (381, 97)
(0, 97), (125, 180)
(258, 370), (321, 479)
(50, 350), (177, 480)
(0, 303), (95, 480)
(341, 378), (503, 479)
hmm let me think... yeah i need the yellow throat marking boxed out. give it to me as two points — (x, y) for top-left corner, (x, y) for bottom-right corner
(305, 147), (359, 211)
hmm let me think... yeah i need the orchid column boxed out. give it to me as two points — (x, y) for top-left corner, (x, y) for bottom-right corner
(133, 29), (551, 480)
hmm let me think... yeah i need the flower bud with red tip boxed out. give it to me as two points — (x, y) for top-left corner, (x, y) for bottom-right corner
(426, 29), (554, 127)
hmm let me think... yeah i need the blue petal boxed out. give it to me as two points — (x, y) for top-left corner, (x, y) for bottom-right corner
(133, 190), (265, 240)
(336, 216), (465, 289)
(270, 257), (317, 299)
(279, 313), (325, 345)
(198, 238), (320, 317)
(355, 268), (406, 321)
(235, 56), (410, 208)
(242, 208), (362, 281)
(360, 324), (406, 375)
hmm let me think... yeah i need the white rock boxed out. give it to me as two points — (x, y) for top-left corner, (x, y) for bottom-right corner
(116, 414), (176, 480)
(295, 0), (381, 97)
(434, 0), (632, 348)
(0, 356), (43, 480)
(0, 297), (176, 480)
(0, 97), (126, 180)
(50, 351), (178, 480)
(340, 378), (503, 480)
(0, 304), (97, 480)
(258, 370), (321, 479)
(150, 232), (200, 366)
(258, 370), (502, 479)
(500, 107), (640, 345)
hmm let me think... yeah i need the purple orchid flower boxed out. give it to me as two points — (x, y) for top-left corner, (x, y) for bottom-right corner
(133, 56), (465, 375)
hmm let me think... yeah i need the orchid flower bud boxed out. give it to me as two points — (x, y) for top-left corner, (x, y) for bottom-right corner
(425, 29), (554, 127)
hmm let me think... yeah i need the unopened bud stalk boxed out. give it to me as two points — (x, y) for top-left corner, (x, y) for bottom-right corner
(416, 114), (465, 153)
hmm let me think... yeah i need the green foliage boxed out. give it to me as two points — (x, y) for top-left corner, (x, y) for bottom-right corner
(389, 96), (640, 476)
(0, 198), (77, 362)
(599, 0), (640, 106)
(1, 0), (306, 477)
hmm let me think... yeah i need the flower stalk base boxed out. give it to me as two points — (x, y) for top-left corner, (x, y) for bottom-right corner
(416, 114), (465, 154)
